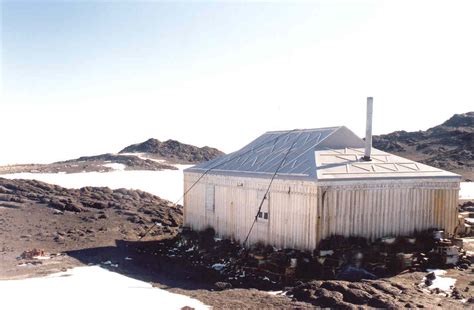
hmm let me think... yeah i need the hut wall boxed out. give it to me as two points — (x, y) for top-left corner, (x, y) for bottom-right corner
(184, 172), (460, 250)
(184, 172), (318, 250)
(316, 179), (460, 245)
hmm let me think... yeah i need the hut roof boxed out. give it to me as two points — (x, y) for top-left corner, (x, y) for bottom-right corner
(185, 126), (460, 181)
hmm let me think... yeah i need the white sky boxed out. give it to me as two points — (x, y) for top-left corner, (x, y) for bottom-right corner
(1, 1), (473, 165)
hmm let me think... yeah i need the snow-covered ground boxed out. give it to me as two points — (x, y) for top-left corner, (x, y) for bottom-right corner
(0, 266), (208, 310)
(3, 165), (191, 203)
(120, 152), (167, 163)
(460, 182), (474, 199)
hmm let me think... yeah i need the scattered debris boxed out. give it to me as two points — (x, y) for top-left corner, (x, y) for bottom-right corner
(18, 249), (46, 260)
(144, 227), (474, 293)
(458, 201), (474, 236)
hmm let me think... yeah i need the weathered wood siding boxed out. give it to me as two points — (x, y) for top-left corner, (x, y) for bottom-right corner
(184, 172), (459, 250)
(316, 180), (460, 245)
(184, 172), (319, 249)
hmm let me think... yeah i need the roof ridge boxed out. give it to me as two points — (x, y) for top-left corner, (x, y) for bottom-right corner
(264, 126), (342, 134)
(313, 126), (346, 147)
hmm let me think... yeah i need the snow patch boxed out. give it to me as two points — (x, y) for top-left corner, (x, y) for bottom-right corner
(120, 153), (167, 164)
(460, 182), (474, 199)
(268, 290), (284, 296)
(422, 269), (456, 293)
(0, 266), (209, 310)
(102, 261), (119, 268)
(103, 163), (126, 171)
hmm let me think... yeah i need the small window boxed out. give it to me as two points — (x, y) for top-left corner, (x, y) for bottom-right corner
(206, 185), (215, 212)
(257, 211), (269, 221)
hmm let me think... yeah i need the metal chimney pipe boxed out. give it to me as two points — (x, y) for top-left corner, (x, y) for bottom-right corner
(363, 97), (373, 161)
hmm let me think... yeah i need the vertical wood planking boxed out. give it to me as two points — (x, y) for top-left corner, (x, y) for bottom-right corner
(184, 172), (460, 250)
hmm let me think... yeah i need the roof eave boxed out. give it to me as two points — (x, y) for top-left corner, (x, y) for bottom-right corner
(184, 168), (317, 181)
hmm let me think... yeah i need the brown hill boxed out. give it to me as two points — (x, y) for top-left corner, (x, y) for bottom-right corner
(373, 112), (473, 180)
(119, 138), (224, 164)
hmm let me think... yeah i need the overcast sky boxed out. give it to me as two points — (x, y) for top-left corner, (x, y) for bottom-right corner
(1, 0), (473, 164)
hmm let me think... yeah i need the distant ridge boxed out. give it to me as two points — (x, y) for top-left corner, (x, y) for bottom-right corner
(373, 112), (474, 180)
(119, 138), (225, 164)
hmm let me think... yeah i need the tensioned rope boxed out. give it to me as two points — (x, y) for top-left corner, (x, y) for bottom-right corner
(137, 129), (299, 241)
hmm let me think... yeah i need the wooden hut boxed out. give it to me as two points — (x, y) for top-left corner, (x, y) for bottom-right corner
(183, 102), (460, 250)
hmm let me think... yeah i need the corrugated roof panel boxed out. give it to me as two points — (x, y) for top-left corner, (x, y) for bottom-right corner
(187, 127), (340, 177)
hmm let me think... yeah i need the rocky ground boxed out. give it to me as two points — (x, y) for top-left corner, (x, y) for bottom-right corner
(373, 112), (474, 180)
(2, 177), (474, 309)
(134, 228), (474, 309)
(0, 177), (181, 278)
(286, 275), (465, 309)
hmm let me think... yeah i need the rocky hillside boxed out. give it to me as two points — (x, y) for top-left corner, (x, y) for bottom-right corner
(56, 153), (175, 171)
(0, 153), (174, 175)
(0, 177), (182, 240)
(0, 177), (183, 279)
(373, 112), (473, 180)
(119, 138), (224, 164)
